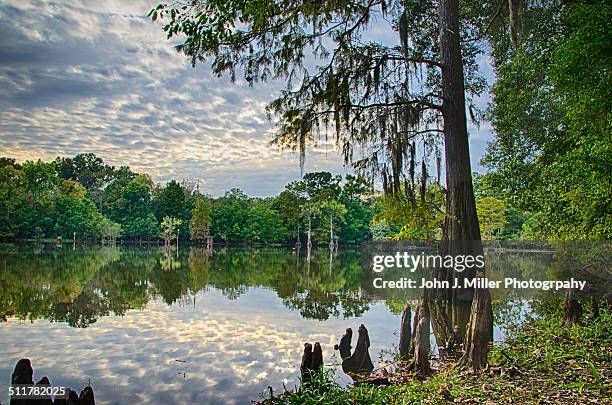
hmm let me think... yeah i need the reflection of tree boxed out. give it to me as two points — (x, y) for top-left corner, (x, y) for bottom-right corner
(188, 248), (211, 294)
(159, 248), (182, 271)
(0, 244), (120, 325)
(279, 249), (372, 320)
(2, 242), (608, 329)
(95, 248), (157, 311)
(1, 244), (380, 325)
(52, 288), (111, 328)
(149, 251), (188, 306)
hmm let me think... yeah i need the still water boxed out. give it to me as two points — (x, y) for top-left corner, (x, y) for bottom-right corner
(0, 243), (563, 404)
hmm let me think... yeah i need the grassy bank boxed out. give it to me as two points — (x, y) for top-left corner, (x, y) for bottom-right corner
(264, 303), (610, 404)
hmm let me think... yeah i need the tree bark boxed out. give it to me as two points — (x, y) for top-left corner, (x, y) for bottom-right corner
(563, 288), (582, 327)
(438, 0), (492, 370)
(428, 299), (454, 350)
(457, 273), (492, 369)
(399, 304), (412, 360)
(342, 324), (374, 374)
(408, 298), (432, 376)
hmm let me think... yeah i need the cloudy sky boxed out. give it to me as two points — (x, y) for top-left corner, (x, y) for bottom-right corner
(0, 0), (494, 197)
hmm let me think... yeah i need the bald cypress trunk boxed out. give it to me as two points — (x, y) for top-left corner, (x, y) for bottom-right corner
(437, 0), (492, 369)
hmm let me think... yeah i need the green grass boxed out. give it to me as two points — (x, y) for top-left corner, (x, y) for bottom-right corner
(262, 303), (611, 404)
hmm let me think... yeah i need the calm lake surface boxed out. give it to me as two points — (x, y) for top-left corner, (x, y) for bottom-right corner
(0, 243), (568, 404)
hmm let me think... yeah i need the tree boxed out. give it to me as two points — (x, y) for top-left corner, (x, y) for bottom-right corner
(301, 203), (320, 250)
(0, 165), (27, 238)
(100, 218), (122, 244)
(319, 200), (347, 248)
(375, 183), (445, 240)
(153, 180), (187, 220)
(0, 157), (20, 170)
(190, 197), (212, 243)
(483, 1), (611, 240)
(369, 217), (394, 240)
(272, 189), (305, 243)
(160, 216), (182, 248)
(243, 202), (288, 243)
(123, 214), (159, 241)
(476, 196), (507, 240)
(287, 172), (342, 202)
(152, 0), (492, 367)
(341, 175), (371, 201)
(53, 196), (106, 239)
(20, 160), (60, 237)
(339, 199), (373, 244)
(103, 175), (157, 240)
(54, 153), (114, 191)
(211, 188), (249, 243)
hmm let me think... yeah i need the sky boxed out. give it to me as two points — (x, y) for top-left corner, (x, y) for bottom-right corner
(0, 0), (494, 197)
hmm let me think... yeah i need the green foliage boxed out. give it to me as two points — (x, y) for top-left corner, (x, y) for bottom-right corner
(0, 245), (373, 326)
(149, 0), (485, 191)
(54, 153), (122, 191)
(369, 217), (394, 240)
(53, 196), (106, 239)
(0, 155), (375, 245)
(476, 196), (508, 240)
(372, 183), (445, 240)
(484, 1), (611, 240)
(100, 218), (121, 241)
(338, 199), (372, 244)
(211, 188), (250, 242)
(243, 201), (288, 243)
(153, 180), (186, 220)
(472, 173), (527, 240)
(271, 189), (305, 241)
(160, 216), (182, 244)
(487, 302), (611, 397)
(122, 214), (158, 241)
(0, 165), (27, 238)
(287, 172), (342, 203)
(190, 197), (212, 242)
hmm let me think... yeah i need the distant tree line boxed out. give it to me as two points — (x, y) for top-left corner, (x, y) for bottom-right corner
(1, 153), (574, 244)
(0, 154), (377, 245)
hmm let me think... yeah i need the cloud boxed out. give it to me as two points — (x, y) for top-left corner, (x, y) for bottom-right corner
(0, 0), (493, 196)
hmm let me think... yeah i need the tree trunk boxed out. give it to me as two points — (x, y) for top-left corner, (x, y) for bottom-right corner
(399, 304), (412, 360)
(438, 0), (492, 369)
(307, 216), (312, 248)
(329, 212), (334, 251)
(457, 273), (492, 369)
(408, 298), (432, 376)
(438, 0), (481, 261)
(563, 288), (582, 327)
(428, 298), (454, 350)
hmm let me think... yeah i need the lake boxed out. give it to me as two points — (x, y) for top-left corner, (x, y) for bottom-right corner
(0, 243), (579, 404)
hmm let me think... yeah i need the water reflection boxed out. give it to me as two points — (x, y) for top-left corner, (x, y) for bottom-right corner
(0, 242), (607, 404)
(0, 245), (373, 325)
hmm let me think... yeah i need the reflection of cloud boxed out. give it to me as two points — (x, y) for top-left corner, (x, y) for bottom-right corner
(0, 288), (401, 405)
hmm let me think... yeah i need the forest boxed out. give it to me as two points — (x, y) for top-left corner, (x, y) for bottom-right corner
(1, 151), (594, 245)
